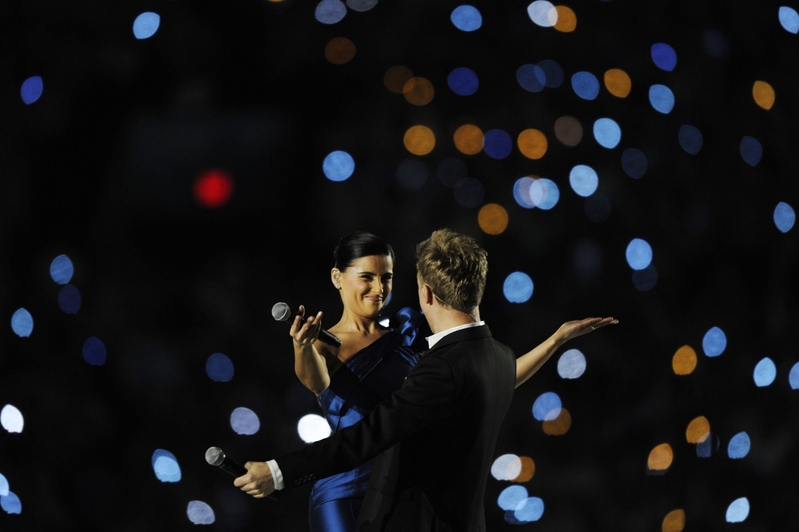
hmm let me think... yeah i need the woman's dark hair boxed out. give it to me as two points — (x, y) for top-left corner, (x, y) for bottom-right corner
(333, 231), (395, 270)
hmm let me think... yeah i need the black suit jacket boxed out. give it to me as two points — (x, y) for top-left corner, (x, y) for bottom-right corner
(277, 324), (517, 532)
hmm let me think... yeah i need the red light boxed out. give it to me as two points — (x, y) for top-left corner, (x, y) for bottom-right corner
(193, 169), (234, 208)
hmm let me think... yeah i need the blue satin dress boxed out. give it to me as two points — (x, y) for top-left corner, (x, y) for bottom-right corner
(308, 308), (421, 532)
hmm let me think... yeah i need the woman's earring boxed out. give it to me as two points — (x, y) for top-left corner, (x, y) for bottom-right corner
(335, 285), (341, 290)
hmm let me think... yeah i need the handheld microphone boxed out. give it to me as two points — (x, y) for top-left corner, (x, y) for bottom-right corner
(206, 446), (280, 500)
(206, 446), (247, 476)
(271, 302), (342, 347)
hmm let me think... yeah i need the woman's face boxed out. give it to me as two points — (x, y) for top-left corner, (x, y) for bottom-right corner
(334, 254), (394, 319)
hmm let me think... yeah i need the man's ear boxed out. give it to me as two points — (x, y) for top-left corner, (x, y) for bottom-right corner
(420, 283), (435, 306)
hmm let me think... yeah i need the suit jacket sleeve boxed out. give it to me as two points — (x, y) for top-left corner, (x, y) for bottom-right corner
(276, 352), (457, 490)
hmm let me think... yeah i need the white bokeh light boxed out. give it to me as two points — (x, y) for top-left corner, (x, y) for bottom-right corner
(297, 414), (332, 443)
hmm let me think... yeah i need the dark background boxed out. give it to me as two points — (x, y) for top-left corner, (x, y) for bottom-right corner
(1, 0), (798, 530)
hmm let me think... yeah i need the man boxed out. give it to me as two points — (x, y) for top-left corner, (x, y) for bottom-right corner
(236, 228), (518, 531)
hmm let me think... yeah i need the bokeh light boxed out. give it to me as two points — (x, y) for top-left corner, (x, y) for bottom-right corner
(404, 125), (436, 155)
(621, 148), (648, 178)
(82, 336), (107, 366)
(532, 391), (561, 421)
(206, 353), (234, 382)
(517, 129), (547, 159)
(384, 65), (414, 93)
(193, 169), (234, 208)
(453, 177), (485, 208)
(527, 1), (557, 28)
(325, 37), (356, 65)
(451, 5), (482, 32)
(133, 12), (160, 40)
(592, 118), (621, 149)
(553, 5), (577, 32)
(753, 357), (776, 387)
(702, 326), (727, 357)
(50, 254), (74, 284)
(604, 69), (632, 97)
(151, 449), (181, 483)
(403, 77), (434, 105)
(542, 408), (571, 435)
(513, 456), (535, 482)
(517, 63), (546, 93)
(483, 129), (512, 159)
(569, 164), (599, 197)
(315, 0), (347, 24)
(447, 67), (479, 96)
(649, 84), (675, 114)
(752, 80), (775, 110)
(230, 407), (260, 435)
(453, 124), (484, 155)
(651, 43), (677, 71)
(647, 443), (674, 472)
(323, 150), (355, 181)
(502, 271), (533, 303)
(726, 497), (750, 523)
(572, 71), (600, 100)
(498, 485), (527, 509)
(557, 349), (586, 379)
(662, 509), (686, 532)
(554, 115), (583, 146)
(672, 345), (697, 375)
(790, 362), (799, 389)
(20, 76), (43, 105)
(686, 416), (710, 443)
(727, 432), (751, 459)
(11, 308), (33, 338)
(186, 501), (215, 525)
(773, 202), (795, 232)
(57, 284), (82, 314)
(478, 203), (508, 235)
(678, 125), (703, 155)
(740, 136), (763, 166)
(1, 405), (24, 433)
(779, 6), (799, 33)
(297, 413), (331, 443)
(513, 497), (545, 523)
(625, 238), (653, 270)
(491, 454), (522, 481)
(0, 491), (21, 515)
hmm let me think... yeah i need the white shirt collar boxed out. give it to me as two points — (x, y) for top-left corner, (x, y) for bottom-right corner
(425, 321), (485, 349)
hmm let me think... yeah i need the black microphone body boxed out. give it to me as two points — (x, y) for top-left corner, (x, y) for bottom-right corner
(206, 446), (280, 500)
(271, 301), (342, 347)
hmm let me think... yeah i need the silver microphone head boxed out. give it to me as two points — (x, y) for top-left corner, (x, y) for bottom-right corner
(271, 302), (291, 322)
(205, 446), (225, 466)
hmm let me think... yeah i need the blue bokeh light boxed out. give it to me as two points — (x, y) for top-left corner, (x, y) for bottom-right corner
(186, 500), (215, 525)
(569, 165), (599, 197)
(133, 12), (161, 40)
(483, 129), (512, 159)
(779, 6), (799, 33)
(557, 349), (586, 379)
(152, 449), (182, 483)
(625, 238), (653, 270)
(516, 63), (546, 93)
(11, 308), (33, 338)
(678, 125), (703, 155)
(649, 84), (675, 114)
(447, 67), (479, 96)
(498, 485), (528, 511)
(532, 391), (561, 421)
(727, 432), (751, 459)
(20, 76), (44, 105)
(740, 136), (763, 166)
(651, 42), (677, 71)
(0, 491), (21, 514)
(315, 0), (347, 24)
(632, 264), (658, 291)
(592, 118), (621, 149)
(571, 71), (600, 100)
(58, 284), (82, 314)
(789, 362), (799, 389)
(514, 497), (545, 523)
(0, 473), (8, 496)
(206, 353), (235, 382)
(451, 5), (482, 32)
(726, 497), (750, 523)
(773, 202), (795, 233)
(702, 326), (727, 357)
(753, 357), (776, 387)
(538, 59), (563, 88)
(82, 336), (107, 366)
(323, 150), (355, 181)
(621, 148), (648, 179)
(231, 407), (260, 435)
(50, 254), (74, 284)
(503, 272), (534, 303)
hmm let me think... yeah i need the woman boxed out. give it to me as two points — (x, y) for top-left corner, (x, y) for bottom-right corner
(290, 231), (617, 531)
(290, 231), (422, 532)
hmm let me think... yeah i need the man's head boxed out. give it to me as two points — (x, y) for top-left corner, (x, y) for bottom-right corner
(415, 229), (488, 315)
